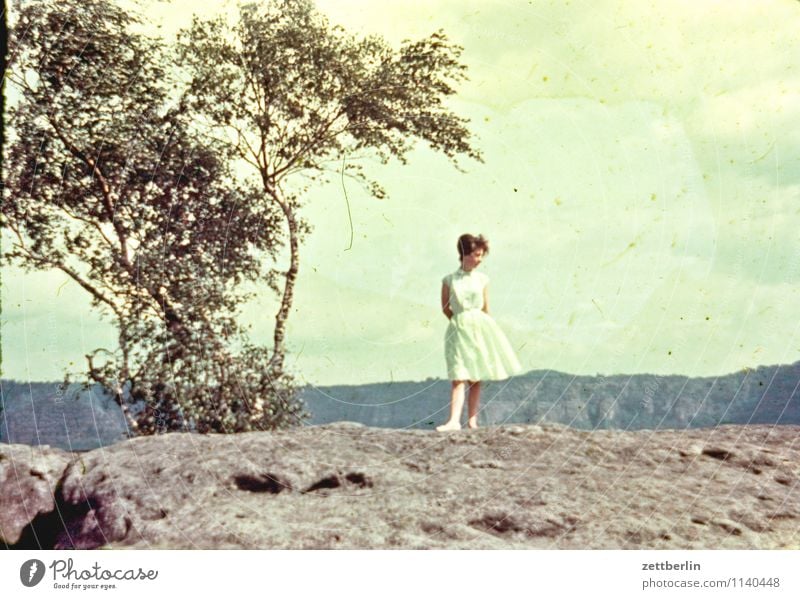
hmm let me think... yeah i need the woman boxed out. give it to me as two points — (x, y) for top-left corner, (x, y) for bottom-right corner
(436, 233), (522, 431)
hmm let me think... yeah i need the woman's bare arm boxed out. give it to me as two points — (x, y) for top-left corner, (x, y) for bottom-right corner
(482, 285), (490, 314)
(441, 282), (453, 319)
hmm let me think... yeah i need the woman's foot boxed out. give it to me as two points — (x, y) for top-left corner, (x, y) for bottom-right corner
(436, 421), (461, 432)
(467, 417), (479, 429)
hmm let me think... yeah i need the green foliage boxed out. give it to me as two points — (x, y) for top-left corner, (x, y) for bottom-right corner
(3, 0), (305, 434)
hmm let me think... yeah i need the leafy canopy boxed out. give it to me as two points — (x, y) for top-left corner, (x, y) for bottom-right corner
(177, 0), (481, 198)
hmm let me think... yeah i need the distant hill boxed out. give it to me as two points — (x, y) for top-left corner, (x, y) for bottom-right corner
(0, 380), (129, 451)
(2, 361), (798, 450)
(300, 362), (800, 429)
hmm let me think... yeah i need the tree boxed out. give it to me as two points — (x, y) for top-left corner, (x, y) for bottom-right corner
(1, 0), (7, 379)
(178, 0), (481, 376)
(3, 0), (305, 434)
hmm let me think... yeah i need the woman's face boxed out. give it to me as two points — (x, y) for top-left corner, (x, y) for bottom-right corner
(462, 247), (485, 271)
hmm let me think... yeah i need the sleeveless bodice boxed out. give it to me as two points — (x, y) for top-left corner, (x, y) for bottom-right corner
(443, 268), (488, 315)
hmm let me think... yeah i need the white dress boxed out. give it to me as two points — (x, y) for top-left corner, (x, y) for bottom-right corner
(442, 268), (522, 381)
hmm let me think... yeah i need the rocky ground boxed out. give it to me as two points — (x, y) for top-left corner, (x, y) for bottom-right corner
(1, 423), (798, 549)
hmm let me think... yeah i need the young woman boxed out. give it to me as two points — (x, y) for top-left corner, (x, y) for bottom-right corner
(437, 234), (522, 431)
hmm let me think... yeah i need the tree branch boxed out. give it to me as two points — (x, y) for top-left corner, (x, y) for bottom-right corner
(58, 202), (115, 248)
(271, 108), (347, 180)
(45, 113), (134, 270)
(9, 222), (124, 318)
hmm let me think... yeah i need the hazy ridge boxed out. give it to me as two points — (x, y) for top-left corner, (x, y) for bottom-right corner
(2, 361), (798, 451)
(303, 362), (800, 429)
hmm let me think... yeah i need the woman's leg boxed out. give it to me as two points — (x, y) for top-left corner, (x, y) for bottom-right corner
(467, 381), (481, 429)
(436, 380), (466, 431)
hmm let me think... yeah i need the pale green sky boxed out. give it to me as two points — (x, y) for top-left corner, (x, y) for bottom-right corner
(3, 0), (800, 385)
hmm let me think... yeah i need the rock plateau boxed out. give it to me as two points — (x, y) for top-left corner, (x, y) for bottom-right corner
(1, 423), (798, 549)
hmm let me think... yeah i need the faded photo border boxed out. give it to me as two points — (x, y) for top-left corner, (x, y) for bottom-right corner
(1, 0), (799, 563)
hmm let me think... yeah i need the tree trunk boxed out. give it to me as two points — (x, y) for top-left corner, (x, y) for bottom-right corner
(271, 191), (300, 376)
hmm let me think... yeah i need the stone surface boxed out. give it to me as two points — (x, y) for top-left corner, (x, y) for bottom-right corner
(0, 444), (73, 545)
(2, 424), (799, 549)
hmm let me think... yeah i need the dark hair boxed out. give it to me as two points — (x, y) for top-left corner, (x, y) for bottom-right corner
(457, 233), (489, 260)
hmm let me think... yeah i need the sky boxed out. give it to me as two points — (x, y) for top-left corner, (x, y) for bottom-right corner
(3, 0), (800, 386)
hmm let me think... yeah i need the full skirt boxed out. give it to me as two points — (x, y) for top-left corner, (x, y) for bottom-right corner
(445, 310), (522, 381)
